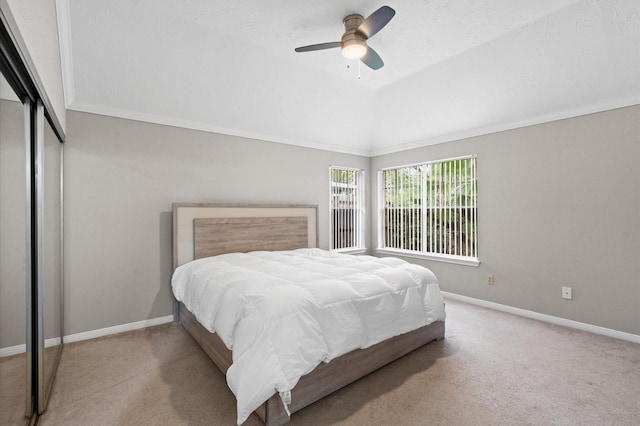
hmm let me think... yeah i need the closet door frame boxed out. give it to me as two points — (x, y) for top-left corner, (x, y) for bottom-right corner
(33, 98), (45, 414)
(24, 98), (35, 419)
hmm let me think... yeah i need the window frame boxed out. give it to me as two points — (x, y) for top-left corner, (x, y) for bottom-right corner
(376, 155), (479, 266)
(329, 166), (366, 253)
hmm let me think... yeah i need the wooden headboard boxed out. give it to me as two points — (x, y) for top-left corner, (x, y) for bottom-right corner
(172, 203), (318, 268)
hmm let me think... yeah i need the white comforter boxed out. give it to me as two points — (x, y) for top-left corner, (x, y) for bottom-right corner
(171, 248), (445, 424)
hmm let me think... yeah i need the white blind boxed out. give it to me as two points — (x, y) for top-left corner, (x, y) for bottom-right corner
(380, 156), (477, 259)
(330, 167), (364, 250)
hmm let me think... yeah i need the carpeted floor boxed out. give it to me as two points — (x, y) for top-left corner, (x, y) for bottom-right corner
(37, 298), (639, 425)
(0, 351), (29, 426)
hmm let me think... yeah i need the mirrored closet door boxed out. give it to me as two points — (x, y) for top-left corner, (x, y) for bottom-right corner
(1, 6), (65, 422)
(0, 73), (30, 426)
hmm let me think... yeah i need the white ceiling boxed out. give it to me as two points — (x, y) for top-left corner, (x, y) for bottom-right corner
(58, 0), (640, 156)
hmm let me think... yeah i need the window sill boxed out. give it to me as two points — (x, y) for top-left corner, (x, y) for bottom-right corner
(375, 248), (480, 267)
(332, 248), (368, 255)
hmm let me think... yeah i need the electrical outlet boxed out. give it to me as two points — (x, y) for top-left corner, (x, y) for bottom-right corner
(562, 287), (572, 300)
(487, 275), (494, 285)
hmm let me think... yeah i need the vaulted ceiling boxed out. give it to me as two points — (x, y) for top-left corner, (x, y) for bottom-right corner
(57, 0), (639, 155)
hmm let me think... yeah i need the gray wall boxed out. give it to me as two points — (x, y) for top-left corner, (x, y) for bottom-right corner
(64, 110), (371, 335)
(372, 105), (640, 335)
(65, 106), (639, 337)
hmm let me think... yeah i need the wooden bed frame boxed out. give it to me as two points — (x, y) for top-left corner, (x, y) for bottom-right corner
(172, 203), (445, 425)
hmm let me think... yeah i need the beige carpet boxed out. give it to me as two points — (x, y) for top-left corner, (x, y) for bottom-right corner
(0, 351), (30, 425)
(38, 299), (639, 425)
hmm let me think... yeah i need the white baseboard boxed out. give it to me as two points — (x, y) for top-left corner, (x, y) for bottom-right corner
(5, 297), (636, 356)
(45, 337), (62, 348)
(0, 343), (26, 358)
(63, 315), (175, 344)
(441, 291), (640, 344)
(1, 315), (175, 357)
(1, 338), (64, 358)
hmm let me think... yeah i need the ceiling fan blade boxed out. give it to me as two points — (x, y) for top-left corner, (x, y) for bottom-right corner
(357, 6), (395, 39)
(361, 45), (384, 70)
(294, 42), (341, 53)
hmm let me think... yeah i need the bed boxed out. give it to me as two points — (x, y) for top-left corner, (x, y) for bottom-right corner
(172, 203), (446, 425)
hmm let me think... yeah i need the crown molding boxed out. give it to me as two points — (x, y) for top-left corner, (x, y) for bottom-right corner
(370, 95), (640, 157)
(68, 94), (639, 159)
(55, 0), (75, 107)
(67, 100), (372, 156)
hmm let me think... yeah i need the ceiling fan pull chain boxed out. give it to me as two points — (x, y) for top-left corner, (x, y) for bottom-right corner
(358, 60), (361, 79)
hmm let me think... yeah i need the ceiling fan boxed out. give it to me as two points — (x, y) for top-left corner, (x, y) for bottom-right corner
(294, 6), (396, 70)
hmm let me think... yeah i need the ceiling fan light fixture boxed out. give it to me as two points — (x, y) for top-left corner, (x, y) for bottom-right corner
(294, 7), (395, 70)
(342, 39), (367, 59)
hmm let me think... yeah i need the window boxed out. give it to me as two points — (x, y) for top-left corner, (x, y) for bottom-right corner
(330, 166), (365, 251)
(378, 156), (478, 265)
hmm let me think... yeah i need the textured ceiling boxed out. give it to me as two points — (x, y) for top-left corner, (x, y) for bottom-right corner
(59, 0), (640, 155)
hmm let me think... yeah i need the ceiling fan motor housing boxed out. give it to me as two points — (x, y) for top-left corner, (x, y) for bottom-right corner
(341, 14), (367, 58)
